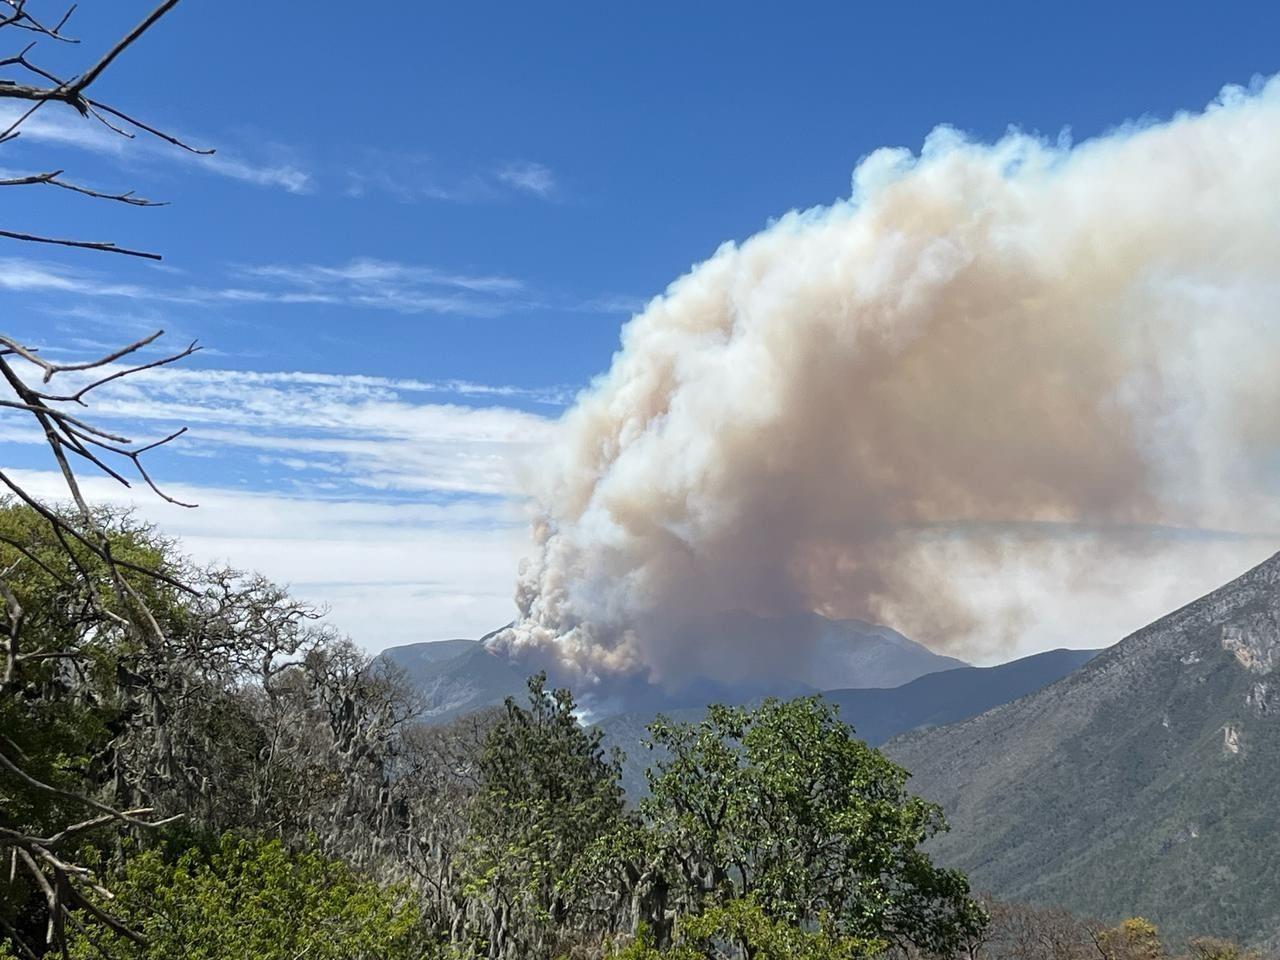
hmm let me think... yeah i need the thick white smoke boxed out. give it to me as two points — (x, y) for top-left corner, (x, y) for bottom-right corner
(492, 77), (1280, 689)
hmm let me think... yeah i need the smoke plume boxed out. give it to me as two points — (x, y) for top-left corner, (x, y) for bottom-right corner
(492, 78), (1280, 690)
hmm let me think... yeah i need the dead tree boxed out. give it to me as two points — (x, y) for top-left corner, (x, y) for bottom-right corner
(0, 2), (210, 954)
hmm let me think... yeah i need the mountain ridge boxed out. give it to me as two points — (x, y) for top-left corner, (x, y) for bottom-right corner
(381, 610), (969, 722)
(595, 645), (1100, 797)
(886, 550), (1280, 947)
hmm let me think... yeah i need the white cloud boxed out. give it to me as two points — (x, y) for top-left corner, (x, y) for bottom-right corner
(229, 257), (527, 315)
(0, 258), (152, 299)
(495, 160), (557, 198)
(241, 259), (523, 295)
(344, 159), (490, 204)
(345, 149), (559, 203)
(577, 293), (649, 316)
(0, 104), (314, 194)
(0, 255), (530, 318)
(39, 362), (563, 497)
(5, 469), (529, 651)
(195, 154), (313, 194)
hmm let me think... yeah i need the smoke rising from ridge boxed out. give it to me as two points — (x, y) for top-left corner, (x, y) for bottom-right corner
(492, 78), (1280, 689)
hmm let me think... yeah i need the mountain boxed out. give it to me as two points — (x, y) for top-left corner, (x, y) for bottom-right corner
(823, 647), (1100, 745)
(394, 638), (479, 664)
(382, 612), (967, 723)
(596, 646), (1098, 798)
(886, 551), (1280, 947)
(380, 638), (527, 723)
(674, 611), (968, 690)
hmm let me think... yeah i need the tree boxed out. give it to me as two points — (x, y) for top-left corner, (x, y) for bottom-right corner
(0, 505), (345, 948)
(0, 504), (190, 952)
(397, 706), (504, 945)
(63, 833), (430, 960)
(609, 896), (884, 960)
(977, 898), (1098, 960)
(1092, 919), (1163, 960)
(1183, 938), (1260, 960)
(627, 697), (987, 954)
(460, 673), (627, 959)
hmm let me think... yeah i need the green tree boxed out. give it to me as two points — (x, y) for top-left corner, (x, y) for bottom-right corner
(0, 502), (383, 953)
(65, 834), (430, 960)
(1094, 918), (1163, 960)
(0, 503), (175, 947)
(461, 673), (626, 959)
(608, 896), (882, 959)
(632, 697), (986, 953)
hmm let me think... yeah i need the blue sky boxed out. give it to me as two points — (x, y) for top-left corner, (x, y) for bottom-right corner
(3, 1), (1279, 651)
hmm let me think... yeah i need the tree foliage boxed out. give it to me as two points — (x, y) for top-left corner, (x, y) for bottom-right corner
(64, 834), (429, 960)
(460, 674), (626, 958)
(616, 698), (987, 954)
(3, 500), (1270, 959)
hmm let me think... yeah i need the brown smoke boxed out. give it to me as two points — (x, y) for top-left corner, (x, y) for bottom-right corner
(492, 79), (1280, 688)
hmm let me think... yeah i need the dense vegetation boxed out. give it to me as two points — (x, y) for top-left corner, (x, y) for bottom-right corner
(2, 507), (1267, 959)
(0, 504), (987, 958)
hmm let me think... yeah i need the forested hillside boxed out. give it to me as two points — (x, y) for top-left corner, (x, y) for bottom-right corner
(0, 505), (989, 957)
(889, 552), (1280, 949)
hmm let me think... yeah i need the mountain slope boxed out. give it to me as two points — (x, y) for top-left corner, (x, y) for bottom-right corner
(380, 639), (527, 722)
(382, 612), (967, 724)
(597, 646), (1097, 798)
(824, 647), (1100, 745)
(886, 551), (1280, 946)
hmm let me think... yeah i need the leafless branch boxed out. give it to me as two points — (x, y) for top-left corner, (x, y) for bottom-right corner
(1, 1), (80, 43)
(0, 5), (221, 954)
(0, 168), (165, 205)
(0, 1), (211, 150)
(0, 0), (212, 264)
(0, 227), (161, 258)
(66, 0), (175, 94)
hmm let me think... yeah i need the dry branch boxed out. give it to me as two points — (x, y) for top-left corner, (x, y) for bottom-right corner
(0, 0), (213, 259)
(0, 4), (215, 953)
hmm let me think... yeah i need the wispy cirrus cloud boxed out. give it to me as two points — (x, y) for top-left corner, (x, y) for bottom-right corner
(495, 160), (557, 198)
(0, 104), (314, 194)
(1, 252), (644, 324)
(0, 255), (530, 318)
(576, 293), (649, 316)
(345, 149), (560, 204)
(8, 361), (565, 497)
(7, 469), (528, 649)
(0, 356), (564, 646)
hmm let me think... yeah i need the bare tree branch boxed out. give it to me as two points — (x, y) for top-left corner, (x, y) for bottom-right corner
(0, 0), (212, 267)
(0, 227), (161, 258)
(63, 0), (176, 97)
(0, 5), (224, 954)
(0, 168), (166, 205)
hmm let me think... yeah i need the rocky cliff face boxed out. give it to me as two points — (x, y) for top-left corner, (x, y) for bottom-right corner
(887, 552), (1280, 947)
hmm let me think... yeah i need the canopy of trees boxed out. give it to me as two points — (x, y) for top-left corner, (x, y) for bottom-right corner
(1, 504), (988, 959)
